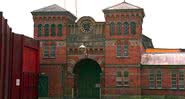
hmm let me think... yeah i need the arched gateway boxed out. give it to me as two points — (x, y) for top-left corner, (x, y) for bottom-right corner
(73, 58), (102, 99)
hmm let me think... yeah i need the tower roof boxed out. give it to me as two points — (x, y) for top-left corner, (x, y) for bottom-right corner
(32, 4), (67, 12)
(31, 4), (77, 21)
(104, 1), (142, 11)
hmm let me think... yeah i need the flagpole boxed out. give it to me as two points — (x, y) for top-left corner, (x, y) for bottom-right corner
(75, 0), (77, 17)
(64, 0), (66, 9)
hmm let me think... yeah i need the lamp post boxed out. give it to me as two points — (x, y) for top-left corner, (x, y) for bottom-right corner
(79, 43), (88, 58)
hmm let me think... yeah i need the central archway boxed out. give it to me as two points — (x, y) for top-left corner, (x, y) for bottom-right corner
(73, 58), (102, 99)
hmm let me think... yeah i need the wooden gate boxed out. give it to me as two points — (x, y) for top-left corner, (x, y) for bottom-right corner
(73, 58), (102, 99)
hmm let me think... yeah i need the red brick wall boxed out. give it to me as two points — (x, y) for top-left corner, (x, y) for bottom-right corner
(33, 14), (68, 97)
(141, 67), (185, 95)
(103, 10), (144, 96)
(33, 15), (68, 41)
(40, 65), (63, 96)
(104, 67), (141, 95)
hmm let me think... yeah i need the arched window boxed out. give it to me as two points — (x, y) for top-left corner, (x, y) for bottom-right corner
(51, 24), (56, 36)
(110, 22), (115, 36)
(131, 22), (136, 35)
(156, 70), (162, 88)
(117, 22), (122, 35)
(38, 24), (42, 37)
(44, 24), (49, 36)
(124, 22), (129, 35)
(58, 24), (63, 36)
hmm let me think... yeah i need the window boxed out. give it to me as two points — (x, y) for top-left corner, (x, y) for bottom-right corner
(58, 24), (63, 36)
(38, 24), (42, 37)
(116, 70), (129, 87)
(44, 24), (49, 36)
(110, 22), (115, 36)
(179, 71), (184, 89)
(116, 44), (129, 57)
(123, 44), (128, 57)
(116, 71), (122, 87)
(116, 45), (121, 57)
(171, 71), (177, 89)
(149, 69), (163, 89)
(50, 44), (56, 58)
(51, 24), (56, 36)
(149, 70), (155, 88)
(43, 46), (49, 57)
(117, 22), (122, 35)
(117, 71), (122, 77)
(124, 22), (129, 35)
(123, 71), (129, 86)
(131, 22), (136, 35)
(156, 70), (162, 89)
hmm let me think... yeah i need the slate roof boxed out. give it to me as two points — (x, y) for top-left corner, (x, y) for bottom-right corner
(142, 35), (154, 49)
(31, 4), (77, 20)
(32, 4), (67, 12)
(104, 1), (142, 11)
(141, 53), (185, 65)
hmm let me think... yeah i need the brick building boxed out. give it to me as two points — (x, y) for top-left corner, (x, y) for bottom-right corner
(31, 1), (185, 99)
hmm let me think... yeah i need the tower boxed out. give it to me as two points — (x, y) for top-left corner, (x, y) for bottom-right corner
(31, 4), (76, 97)
(103, 1), (145, 97)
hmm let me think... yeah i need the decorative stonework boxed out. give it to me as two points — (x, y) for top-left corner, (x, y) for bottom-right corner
(78, 18), (95, 33)
(105, 40), (116, 46)
(129, 40), (142, 46)
(56, 41), (66, 47)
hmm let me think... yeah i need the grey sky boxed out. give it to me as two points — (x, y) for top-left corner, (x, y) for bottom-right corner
(0, 0), (185, 48)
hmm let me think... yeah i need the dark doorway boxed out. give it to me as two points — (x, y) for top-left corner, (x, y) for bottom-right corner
(73, 58), (102, 99)
(38, 75), (48, 97)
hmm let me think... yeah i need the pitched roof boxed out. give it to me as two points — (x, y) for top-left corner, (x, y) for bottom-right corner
(32, 4), (67, 12)
(104, 1), (142, 11)
(31, 4), (77, 21)
(141, 53), (185, 65)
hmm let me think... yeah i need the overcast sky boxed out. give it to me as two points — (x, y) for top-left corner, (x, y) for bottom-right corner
(0, 0), (185, 48)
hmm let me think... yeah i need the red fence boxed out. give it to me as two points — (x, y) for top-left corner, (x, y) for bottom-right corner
(0, 12), (39, 99)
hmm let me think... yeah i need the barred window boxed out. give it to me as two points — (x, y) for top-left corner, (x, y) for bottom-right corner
(124, 22), (129, 35)
(44, 24), (49, 36)
(116, 45), (121, 57)
(43, 46), (49, 57)
(117, 71), (121, 77)
(131, 22), (136, 35)
(110, 22), (115, 36)
(117, 22), (122, 35)
(50, 44), (56, 58)
(149, 70), (155, 88)
(156, 70), (162, 89)
(171, 71), (177, 89)
(116, 70), (129, 87)
(123, 44), (129, 57)
(58, 24), (63, 36)
(116, 71), (122, 87)
(38, 24), (42, 37)
(123, 71), (129, 86)
(51, 24), (56, 36)
(179, 71), (184, 89)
